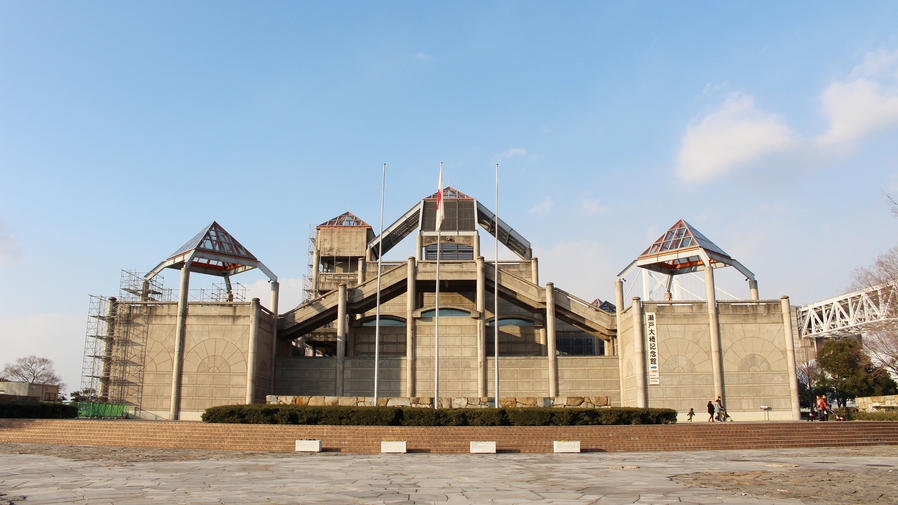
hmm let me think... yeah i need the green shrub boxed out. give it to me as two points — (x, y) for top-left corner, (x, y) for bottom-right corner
(0, 401), (77, 419)
(202, 404), (677, 426)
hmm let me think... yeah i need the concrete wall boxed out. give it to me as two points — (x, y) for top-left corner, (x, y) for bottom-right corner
(619, 299), (796, 421)
(317, 227), (371, 258)
(0, 382), (59, 402)
(135, 302), (275, 421)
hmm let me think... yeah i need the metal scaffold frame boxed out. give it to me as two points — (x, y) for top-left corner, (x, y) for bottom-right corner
(80, 271), (169, 407)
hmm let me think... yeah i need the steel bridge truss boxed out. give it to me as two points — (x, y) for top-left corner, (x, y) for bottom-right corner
(797, 282), (898, 338)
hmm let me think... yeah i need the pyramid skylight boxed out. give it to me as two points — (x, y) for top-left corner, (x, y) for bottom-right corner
(319, 212), (370, 228)
(145, 221), (276, 281)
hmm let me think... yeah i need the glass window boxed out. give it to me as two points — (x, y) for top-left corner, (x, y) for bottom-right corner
(487, 318), (535, 327)
(421, 308), (470, 317)
(361, 318), (405, 326)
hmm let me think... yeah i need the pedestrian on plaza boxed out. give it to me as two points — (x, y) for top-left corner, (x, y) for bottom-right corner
(714, 396), (723, 422)
(687, 408), (695, 422)
(707, 400), (715, 422)
(808, 403), (816, 421)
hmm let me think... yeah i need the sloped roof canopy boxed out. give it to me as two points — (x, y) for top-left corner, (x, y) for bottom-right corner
(318, 212), (370, 228)
(145, 221), (276, 281)
(617, 220), (754, 280)
(367, 186), (532, 260)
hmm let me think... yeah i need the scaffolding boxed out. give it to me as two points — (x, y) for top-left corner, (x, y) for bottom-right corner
(302, 224), (316, 302)
(80, 271), (168, 408)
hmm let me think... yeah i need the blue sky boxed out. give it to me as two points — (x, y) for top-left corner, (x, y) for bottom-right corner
(2, 2), (898, 390)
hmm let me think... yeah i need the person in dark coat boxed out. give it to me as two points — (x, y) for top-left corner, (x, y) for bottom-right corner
(707, 400), (715, 422)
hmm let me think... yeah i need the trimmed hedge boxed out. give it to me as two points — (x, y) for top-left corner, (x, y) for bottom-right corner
(202, 405), (677, 425)
(836, 407), (898, 421)
(0, 401), (78, 419)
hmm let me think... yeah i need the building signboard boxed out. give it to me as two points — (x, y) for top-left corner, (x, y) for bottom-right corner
(646, 312), (660, 385)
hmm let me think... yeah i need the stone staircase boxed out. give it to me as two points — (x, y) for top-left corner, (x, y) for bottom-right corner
(3, 419), (897, 454)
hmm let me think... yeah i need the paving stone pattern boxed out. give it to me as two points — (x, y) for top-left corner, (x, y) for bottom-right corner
(1, 444), (897, 504)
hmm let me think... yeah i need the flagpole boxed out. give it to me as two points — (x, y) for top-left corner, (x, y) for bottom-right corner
(494, 162), (500, 408)
(434, 162), (443, 409)
(374, 163), (385, 405)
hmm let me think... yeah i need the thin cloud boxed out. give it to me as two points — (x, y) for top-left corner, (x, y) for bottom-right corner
(528, 197), (554, 217)
(0, 219), (22, 266)
(676, 47), (898, 183)
(413, 52), (430, 62)
(579, 198), (609, 215)
(494, 147), (527, 161)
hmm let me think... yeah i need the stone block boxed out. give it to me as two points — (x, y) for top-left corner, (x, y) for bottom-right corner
(387, 397), (411, 407)
(499, 397), (517, 408)
(517, 397), (538, 406)
(565, 396), (585, 407)
(295, 440), (322, 452)
(307, 396), (326, 406)
(553, 440), (580, 453)
(470, 441), (496, 454)
(338, 396), (356, 406)
(381, 441), (407, 453)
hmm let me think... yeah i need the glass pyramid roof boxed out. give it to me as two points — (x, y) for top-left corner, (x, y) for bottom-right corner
(170, 221), (257, 262)
(640, 220), (730, 259)
(424, 187), (473, 200)
(318, 212), (370, 228)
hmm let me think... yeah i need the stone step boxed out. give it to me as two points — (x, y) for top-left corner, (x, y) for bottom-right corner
(2, 419), (898, 454)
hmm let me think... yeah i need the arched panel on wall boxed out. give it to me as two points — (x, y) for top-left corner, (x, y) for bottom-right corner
(145, 339), (173, 372)
(184, 338), (247, 374)
(723, 337), (786, 372)
(658, 338), (712, 373)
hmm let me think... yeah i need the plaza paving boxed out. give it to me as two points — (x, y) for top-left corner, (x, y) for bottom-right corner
(1, 444), (896, 504)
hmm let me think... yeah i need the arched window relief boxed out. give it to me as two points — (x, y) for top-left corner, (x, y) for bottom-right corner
(360, 318), (406, 327)
(421, 308), (470, 318)
(487, 318), (535, 327)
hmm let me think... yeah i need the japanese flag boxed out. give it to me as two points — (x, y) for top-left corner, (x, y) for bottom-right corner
(435, 166), (444, 230)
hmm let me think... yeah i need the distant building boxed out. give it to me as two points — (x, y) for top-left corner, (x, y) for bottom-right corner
(0, 381), (59, 402)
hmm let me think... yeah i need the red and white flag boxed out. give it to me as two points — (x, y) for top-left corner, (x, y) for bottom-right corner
(435, 165), (444, 230)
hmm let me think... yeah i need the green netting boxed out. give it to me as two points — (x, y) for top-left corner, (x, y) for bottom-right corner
(77, 402), (130, 418)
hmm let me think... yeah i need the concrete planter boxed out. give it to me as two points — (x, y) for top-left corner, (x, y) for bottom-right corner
(381, 441), (407, 453)
(553, 441), (580, 453)
(295, 440), (322, 452)
(470, 441), (496, 454)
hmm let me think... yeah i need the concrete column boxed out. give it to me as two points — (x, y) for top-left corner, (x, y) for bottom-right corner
(170, 265), (191, 420)
(781, 296), (801, 420)
(664, 274), (673, 301)
(415, 233), (422, 261)
(749, 280), (759, 301)
(530, 258), (539, 286)
(358, 258), (366, 284)
(615, 279), (624, 404)
(406, 258), (416, 397)
(268, 281), (279, 393)
(704, 266), (724, 401)
(546, 282), (558, 397)
(632, 297), (647, 408)
(336, 283), (347, 396)
(476, 256), (486, 397)
(603, 337), (613, 356)
(99, 296), (117, 402)
(312, 249), (320, 297)
(473, 234), (480, 259)
(245, 298), (260, 404)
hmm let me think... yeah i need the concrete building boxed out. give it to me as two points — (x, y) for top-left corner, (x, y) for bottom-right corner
(0, 382), (60, 402)
(81, 189), (800, 421)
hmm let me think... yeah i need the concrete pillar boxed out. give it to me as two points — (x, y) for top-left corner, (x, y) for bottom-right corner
(473, 234), (480, 259)
(664, 275), (673, 301)
(358, 258), (366, 284)
(336, 283), (347, 396)
(546, 282), (558, 397)
(781, 296), (801, 420)
(704, 266), (724, 401)
(245, 298), (260, 404)
(406, 258), (416, 397)
(632, 297), (647, 408)
(603, 337), (613, 356)
(476, 256), (486, 397)
(415, 233), (422, 261)
(530, 258), (539, 286)
(170, 265), (191, 420)
(268, 281), (279, 393)
(615, 279), (624, 403)
(99, 296), (117, 402)
(311, 249), (320, 297)
(749, 280), (759, 301)
(140, 280), (150, 302)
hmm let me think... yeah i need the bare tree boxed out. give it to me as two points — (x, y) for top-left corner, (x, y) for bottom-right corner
(2, 356), (64, 389)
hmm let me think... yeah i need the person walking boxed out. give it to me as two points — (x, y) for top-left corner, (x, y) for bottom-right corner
(707, 400), (715, 422)
(714, 396), (723, 422)
(687, 408), (695, 422)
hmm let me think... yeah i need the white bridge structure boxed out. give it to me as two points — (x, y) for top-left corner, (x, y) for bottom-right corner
(797, 282), (898, 338)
